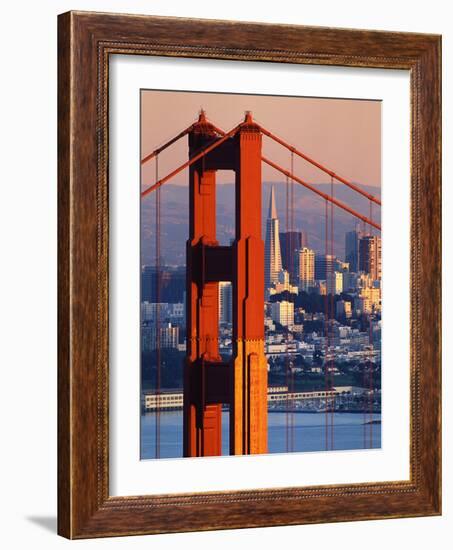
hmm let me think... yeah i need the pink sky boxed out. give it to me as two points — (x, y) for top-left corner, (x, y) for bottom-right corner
(141, 90), (381, 191)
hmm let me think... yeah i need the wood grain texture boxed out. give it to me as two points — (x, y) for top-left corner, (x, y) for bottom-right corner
(57, 10), (442, 539)
(57, 11), (75, 538)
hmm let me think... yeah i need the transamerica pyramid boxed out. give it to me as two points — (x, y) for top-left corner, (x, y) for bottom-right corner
(264, 185), (282, 289)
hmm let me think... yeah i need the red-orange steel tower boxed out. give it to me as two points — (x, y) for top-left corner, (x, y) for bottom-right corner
(183, 111), (268, 457)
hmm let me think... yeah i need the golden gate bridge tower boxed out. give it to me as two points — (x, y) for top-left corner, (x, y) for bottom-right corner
(184, 111), (268, 457)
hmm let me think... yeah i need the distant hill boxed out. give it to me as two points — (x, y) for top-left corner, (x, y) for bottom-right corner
(141, 181), (381, 266)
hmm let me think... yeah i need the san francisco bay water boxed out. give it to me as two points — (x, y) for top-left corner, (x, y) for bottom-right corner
(141, 411), (381, 459)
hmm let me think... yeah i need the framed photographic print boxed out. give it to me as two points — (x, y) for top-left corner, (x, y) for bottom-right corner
(58, 11), (441, 538)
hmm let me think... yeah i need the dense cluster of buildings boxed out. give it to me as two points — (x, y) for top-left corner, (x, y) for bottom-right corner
(140, 185), (382, 381)
(263, 185), (381, 370)
(140, 267), (186, 352)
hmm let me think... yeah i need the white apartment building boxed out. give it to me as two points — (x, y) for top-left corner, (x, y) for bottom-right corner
(271, 300), (294, 327)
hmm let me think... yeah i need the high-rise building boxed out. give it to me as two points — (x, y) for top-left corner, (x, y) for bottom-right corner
(297, 247), (315, 291)
(345, 229), (361, 273)
(326, 271), (343, 295)
(218, 281), (233, 325)
(141, 322), (180, 351)
(141, 265), (186, 303)
(141, 301), (168, 323)
(359, 286), (381, 312)
(314, 253), (336, 281)
(359, 235), (382, 280)
(141, 265), (154, 302)
(342, 271), (358, 292)
(270, 300), (294, 327)
(264, 186), (282, 288)
(279, 230), (308, 274)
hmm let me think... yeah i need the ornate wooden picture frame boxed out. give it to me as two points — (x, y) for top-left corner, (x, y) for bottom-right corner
(58, 11), (441, 539)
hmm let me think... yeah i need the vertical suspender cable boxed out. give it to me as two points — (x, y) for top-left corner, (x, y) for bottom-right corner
(362, 201), (372, 449)
(324, 197), (329, 451)
(330, 175), (335, 450)
(285, 174), (290, 453)
(155, 154), (161, 459)
(290, 151), (295, 452)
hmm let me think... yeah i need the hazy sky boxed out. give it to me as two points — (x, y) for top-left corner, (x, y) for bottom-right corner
(141, 90), (381, 191)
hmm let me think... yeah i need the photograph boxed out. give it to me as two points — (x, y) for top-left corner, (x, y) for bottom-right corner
(140, 90), (382, 459)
